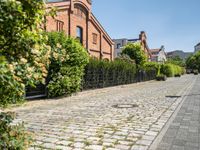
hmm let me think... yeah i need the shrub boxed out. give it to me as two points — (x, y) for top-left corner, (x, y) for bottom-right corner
(0, 0), (50, 107)
(193, 70), (199, 75)
(45, 32), (89, 97)
(83, 58), (137, 89)
(0, 112), (32, 149)
(161, 63), (183, 77)
(0, 58), (24, 107)
(143, 62), (160, 73)
(156, 74), (167, 81)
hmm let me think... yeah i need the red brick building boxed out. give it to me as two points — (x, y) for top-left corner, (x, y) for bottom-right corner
(46, 0), (114, 60)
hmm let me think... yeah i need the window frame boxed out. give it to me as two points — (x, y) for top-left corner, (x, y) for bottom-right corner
(56, 20), (64, 32)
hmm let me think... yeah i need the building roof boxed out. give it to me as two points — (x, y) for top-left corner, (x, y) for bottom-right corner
(195, 42), (200, 47)
(128, 39), (140, 42)
(150, 49), (160, 53)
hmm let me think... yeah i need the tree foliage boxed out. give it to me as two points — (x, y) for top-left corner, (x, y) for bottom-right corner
(167, 56), (185, 67)
(0, 0), (50, 106)
(186, 51), (200, 71)
(121, 42), (147, 67)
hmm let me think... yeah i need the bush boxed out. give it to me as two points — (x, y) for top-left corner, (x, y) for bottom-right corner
(45, 32), (89, 97)
(83, 58), (137, 89)
(0, 0), (50, 107)
(161, 63), (183, 77)
(0, 58), (24, 107)
(156, 74), (167, 81)
(193, 70), (199, 75)
(0, 112), (32, 149)
(143, 62), (160, 73)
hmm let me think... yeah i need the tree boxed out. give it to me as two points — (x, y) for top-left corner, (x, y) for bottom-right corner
(186, 51), (200, 71)
(121, 42), (147, 67)
(167, 56), (185, 67)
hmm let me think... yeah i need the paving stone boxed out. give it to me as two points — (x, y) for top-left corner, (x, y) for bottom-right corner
(136, 139), (152, 146)
(156, 75), (200, 150)
(85, 145), (103, 150)
(131, 145), (148, 150)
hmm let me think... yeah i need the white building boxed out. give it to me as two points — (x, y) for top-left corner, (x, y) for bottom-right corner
(150, 46), (167, 63)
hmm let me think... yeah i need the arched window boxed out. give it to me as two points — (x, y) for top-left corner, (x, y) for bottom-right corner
(76, 26), (83, 44)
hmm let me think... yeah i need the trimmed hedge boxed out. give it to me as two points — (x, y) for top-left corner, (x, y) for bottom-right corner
(83, 58), (157, 90)
(161, 63), (184, 77)
(83, 58), (137, 89)
(143, 62), (160, 73)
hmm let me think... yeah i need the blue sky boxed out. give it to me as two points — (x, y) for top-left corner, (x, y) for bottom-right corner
(92, 0), (200, 52)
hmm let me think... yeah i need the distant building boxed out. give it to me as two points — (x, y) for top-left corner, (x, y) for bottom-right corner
(113, 31), (151, 60)
(167, 50), (193, 61)
(150, 46), (167, 63)
(194, 43), (200, 53)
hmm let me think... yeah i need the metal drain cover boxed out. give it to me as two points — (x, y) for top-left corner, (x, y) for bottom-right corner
(112, 104), (138, 109)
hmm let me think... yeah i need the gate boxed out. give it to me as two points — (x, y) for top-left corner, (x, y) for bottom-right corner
(25, 84), (47, 99)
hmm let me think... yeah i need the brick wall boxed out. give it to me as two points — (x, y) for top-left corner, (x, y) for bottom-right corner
(46, 0), (114, 60)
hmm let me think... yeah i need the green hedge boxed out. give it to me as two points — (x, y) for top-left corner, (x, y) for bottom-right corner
(161, 63), (184, 77)
(143, 62), (160, 73)
(83, 58), (137, 89)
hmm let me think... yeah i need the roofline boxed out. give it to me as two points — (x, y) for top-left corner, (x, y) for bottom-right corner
(91, 13), (113, 44)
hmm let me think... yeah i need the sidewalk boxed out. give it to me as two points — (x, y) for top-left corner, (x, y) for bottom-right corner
(155, 75), (200, 150)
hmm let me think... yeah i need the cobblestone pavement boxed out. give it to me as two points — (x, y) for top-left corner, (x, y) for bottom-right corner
(156, 75), (200, 150)
(8, 75), (197, 150)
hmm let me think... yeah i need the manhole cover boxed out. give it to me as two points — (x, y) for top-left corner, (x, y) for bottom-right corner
(112, 104), (138, 109)
(166, 96), (181, 98)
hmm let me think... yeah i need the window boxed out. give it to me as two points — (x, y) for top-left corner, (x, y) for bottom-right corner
(74, 6), (87, 19)
(117, 43), (121, 49)
(76, 26), (83, 44)
(56, 20), (64, 32)
(92, 33), (97, 44)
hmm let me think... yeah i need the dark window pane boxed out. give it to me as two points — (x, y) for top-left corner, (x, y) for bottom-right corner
(76, 26), (83, 44)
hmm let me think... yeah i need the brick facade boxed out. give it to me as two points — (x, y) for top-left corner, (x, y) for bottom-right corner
(46, 0), (114, 60)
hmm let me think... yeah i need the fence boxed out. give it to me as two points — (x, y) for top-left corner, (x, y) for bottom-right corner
(82, 68), (157, 90)
(26, 69), (157, 99)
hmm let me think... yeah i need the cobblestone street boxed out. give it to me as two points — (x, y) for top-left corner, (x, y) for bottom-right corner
(9, 75), (198, 150)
